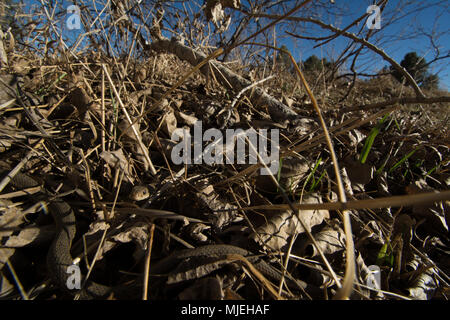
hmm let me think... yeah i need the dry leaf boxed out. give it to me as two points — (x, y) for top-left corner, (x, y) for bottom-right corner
(301, 220), (346, 257)
(112, 222), (149, 251)
(250, 193), (329, 251)
(407, 180), (449, 236)
(342, 155), (373, 186)
(195, 179), (241, 228)
(118, 117), (142, 142)
(175, 111), (198, 126)
(100, 148), (134, 183)
(67, 87), (91, 119)
(256, 156), (311, 194)
(204, 0), (240, 32)
(162, 109), (178, 137)
(407, 267), (440, 300)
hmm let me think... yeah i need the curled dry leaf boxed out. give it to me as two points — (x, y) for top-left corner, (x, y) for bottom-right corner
(111, 221), (149, 252)
(256, 156), (311, 194)
(250, 193), (329, 251)
(348, 129), (366, 148)
(355, 253), (384, 299)
(301, 220), (346, 257)
(100, 148), (134, 183)
(342, 155), (373, 186)
(204, 0), (240, 32)
(86, 210), (110, 235)
(195, 179), (241, 228)
(175, 111), (198, 126)
(182, 223), (211, 243)
(406, 179), (449, 237)
(10, 58), (29, 75)
(162, 109), (178, 137)
(67, 86), (91, 119)
(87, 218), (150, 262)
(407, 267), (440, 300)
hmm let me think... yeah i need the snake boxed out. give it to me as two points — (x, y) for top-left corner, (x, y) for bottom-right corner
(2, 169), (318, 299)
(1, 168), (113, 299)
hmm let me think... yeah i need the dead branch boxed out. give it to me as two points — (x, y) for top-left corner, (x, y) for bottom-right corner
(250, 13), (426, 98)
(149, 37), (298, 123)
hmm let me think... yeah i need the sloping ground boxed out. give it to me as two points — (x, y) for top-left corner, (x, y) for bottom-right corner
(0, 48), (449, 300)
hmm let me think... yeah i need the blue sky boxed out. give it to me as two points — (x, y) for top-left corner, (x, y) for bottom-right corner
(22, 0), (450, 91)
(275, 0), (450, 90)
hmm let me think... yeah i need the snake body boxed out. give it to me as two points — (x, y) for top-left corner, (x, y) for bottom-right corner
(2, 169), (112, 299)
(3, 170), (316, 299)
(148, 244), (313, 293)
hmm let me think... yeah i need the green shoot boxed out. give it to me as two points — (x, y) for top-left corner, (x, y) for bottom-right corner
(359, 113), (390, 164)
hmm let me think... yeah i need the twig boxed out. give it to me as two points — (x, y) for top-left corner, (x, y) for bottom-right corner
(102, 64), (157, 175)
(240, 189), (450, 212)
(219, 75), (275, 129)
(225, 254), (283, 300)
(5, 259), (29, 300)
(247, 12), (426, 98)
(149, 38), (297, 122)
(0, 139), (43, 193)
(142, 222), (155, 300)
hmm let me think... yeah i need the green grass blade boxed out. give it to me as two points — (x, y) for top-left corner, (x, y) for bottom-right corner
(389, 147), (418, 173)
(359, 113), (390, 164)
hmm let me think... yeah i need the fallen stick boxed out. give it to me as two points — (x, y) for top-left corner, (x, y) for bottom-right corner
(149, 37), (299, 123)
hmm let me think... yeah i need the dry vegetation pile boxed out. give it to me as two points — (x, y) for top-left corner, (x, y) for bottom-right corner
(0, 0), (449, 300)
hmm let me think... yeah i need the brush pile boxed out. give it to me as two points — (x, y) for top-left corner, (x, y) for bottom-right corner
(0, 0), (449, 300)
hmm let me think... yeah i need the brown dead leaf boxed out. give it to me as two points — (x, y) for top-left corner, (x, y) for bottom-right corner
(407, 267), (440, 300)
(250, 193), (329, 251)
(67, 87), (91, 119)
(112, 222), (149, 252)
(175, 111), (198, 126)
(301, 220), (346, 257)
(195, 179), (241, 228)
(100, 149), (134, 183)
(256, 156), (311, 194)
(162, 109), (178, 137)
(204, 0), (240, 32)
(118, 117), (142, 142)
(0, 199), (53, 268)
(406, 179), (449, 236)
(342, 155), (373, 186)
